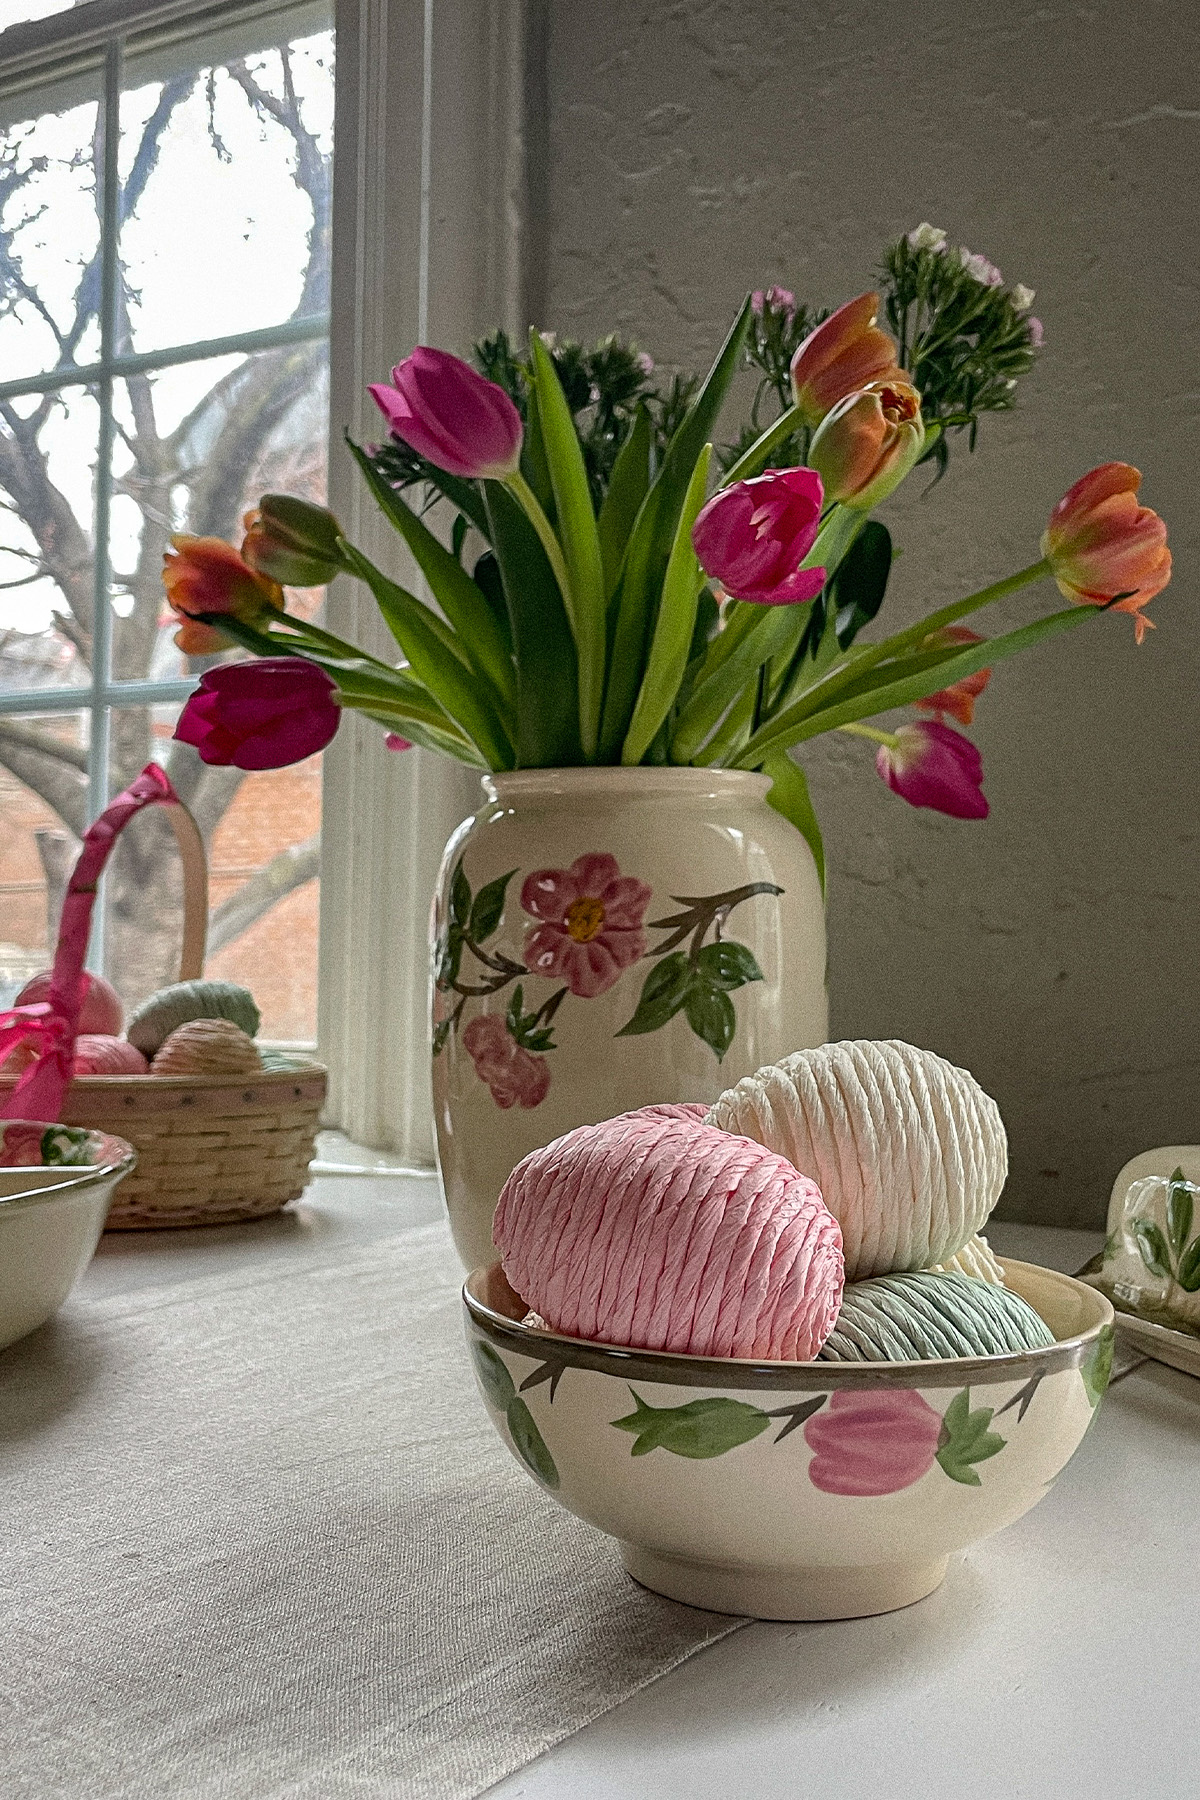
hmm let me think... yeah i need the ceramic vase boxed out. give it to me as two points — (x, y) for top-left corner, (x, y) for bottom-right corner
(430, 767), (828, 1270)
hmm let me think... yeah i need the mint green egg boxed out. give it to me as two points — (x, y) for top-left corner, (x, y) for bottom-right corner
(126, 980), (261, 1057)
(819, 1271), (1055, 1363)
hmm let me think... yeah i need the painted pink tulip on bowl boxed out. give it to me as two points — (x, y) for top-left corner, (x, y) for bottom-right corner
(462, 1014), (550, 1111)
(692, 468), (826, 607)
(876, 720), (988, 820)
(521, 853), (653, 998)
(174, 658), (341, 771)
(369, 346), (523, 481)
(804, 1389), (944, 1496)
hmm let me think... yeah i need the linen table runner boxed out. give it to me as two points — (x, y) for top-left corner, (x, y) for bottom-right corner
(0, 1222), (741, 1799)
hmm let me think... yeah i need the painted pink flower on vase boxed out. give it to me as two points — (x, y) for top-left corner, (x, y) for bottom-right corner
(462, 1015), (550, 1110)
(876, 720), (989, 820)
(804, 1390), (944, 1496)
(522, 853), (653, 998)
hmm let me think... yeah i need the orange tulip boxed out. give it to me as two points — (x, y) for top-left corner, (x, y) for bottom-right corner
(789, 292), (906, 428)
(808, 379), (924, 508)
(162, 536), (284, 655)
(915, 627), (992, 726)
(1041, 463), (1170, 645)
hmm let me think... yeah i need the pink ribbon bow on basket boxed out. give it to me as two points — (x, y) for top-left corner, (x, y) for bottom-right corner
(0, 763), (206, 1123)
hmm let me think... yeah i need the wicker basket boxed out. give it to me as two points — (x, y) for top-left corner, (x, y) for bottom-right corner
(0, 764), (326, 1229)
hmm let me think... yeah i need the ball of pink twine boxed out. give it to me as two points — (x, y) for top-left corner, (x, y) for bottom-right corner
(494, 1109), (845, 1361)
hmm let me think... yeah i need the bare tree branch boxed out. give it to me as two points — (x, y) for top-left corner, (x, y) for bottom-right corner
(0, 718), (88, 770)
(206, 833), (320, 954)
(0, 736), (87, 836)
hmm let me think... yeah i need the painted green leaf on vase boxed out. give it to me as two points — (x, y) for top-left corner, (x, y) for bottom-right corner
(1166, 1168), (1194, 1260)
(611, 1390), (772, 1459)
(472, 1338), (517, 1411)
(450, 859), (472, 929)
(506, 1397), (560, 1489)
(615, 952), (693, 1037)
(1176, 1239), (1200, 1294)
(1132, 1218), (1172, 1280)
(935, 1388), (1006, 1486)
(470, 869), (516, 944)
(1081, 1326), (1114, 1409)
(683, 982), (737, 1062)
(694, 940), (763, 991)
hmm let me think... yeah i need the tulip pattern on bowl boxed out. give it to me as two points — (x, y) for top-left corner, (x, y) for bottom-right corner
(433, 849), (784, 1108)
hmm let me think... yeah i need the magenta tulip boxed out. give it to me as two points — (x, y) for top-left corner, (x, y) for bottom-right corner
(369, 346), (523, 480)
(875, 720), (989, 819)
(174, 658), (340, 770)
(692, 468), (826, 606)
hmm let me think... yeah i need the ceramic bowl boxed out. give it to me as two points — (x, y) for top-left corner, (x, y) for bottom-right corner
(463, 1257), (1115, 1620)
(0, 1120), (136, 1352)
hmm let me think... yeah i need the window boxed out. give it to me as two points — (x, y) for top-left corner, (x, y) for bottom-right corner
(0, 0), (332, 1041)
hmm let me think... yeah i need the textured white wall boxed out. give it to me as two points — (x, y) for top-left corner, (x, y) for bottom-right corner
(540, 0), (1199, 1226)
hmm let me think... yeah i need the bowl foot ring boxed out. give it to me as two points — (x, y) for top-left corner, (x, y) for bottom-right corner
(620, 1543), (949, 1621)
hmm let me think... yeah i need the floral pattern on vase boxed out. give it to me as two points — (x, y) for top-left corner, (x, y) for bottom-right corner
(432, 850), (785, 1110)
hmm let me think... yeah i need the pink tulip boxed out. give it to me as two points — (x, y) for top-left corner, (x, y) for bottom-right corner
(1041, 462), (1170, 645)
(808, 379), (924, 508)
(875, 720), (989, 819)
(173, 658), (340, 770)
(369, 346), (523, 480)
(789, 292), (906, 428)
(692, 468), (826, 606)
(915, 626), (992, 726)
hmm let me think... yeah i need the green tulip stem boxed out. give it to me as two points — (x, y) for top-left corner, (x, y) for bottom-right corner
(504, 468), (575, 613)
(838, 721), (898, 748)
(720, 402), (806, 488)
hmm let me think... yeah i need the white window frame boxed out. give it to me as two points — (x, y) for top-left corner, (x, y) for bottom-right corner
(0, 0), (537, 1163)
(320, 0), (538, 1161)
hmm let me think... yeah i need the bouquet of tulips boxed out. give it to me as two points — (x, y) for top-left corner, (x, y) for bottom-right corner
(166, 224), (1171, 876)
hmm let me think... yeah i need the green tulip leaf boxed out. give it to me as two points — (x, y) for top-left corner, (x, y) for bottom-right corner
(598, 406), (653, 598)
(1081, 1326), (1115, 1409)
(1132, 1218), (1172, 1280)
(831, 519), (893, 649)
(611, 1390), (771, 1459)
(472, 1339), (517, 1411)
(683, 982), (737, 1062)
(615, 952), (693, 1038)
(483, 481), (583, 769)
(763, 752), (825, 895)
(506, 1397), (560, 1489)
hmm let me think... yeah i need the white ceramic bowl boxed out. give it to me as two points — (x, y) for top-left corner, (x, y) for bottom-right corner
(0, 1120), (136, 1352)
(464, 1258), (1115, 1620)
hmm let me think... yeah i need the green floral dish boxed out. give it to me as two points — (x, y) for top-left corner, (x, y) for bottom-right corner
(463, 1256), (1114, 1621)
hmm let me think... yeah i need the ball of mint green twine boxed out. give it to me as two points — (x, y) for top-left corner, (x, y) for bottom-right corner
(818, 1270), (1055, 1363)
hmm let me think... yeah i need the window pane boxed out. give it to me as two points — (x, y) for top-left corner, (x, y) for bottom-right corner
(0, 711), (88, 1006)
(0, 386), (98, 694)
(104, 713), (321, 1043)
(0, 82), (101, 381)
(109, 342), (329, 685)
(118, 23), (333, 354)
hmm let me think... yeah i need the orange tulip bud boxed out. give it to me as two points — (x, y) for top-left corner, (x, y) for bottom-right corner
(915, 627), (992, 726)
(789, 292), (906, 428)
(162, 536), (285, 655)
(1041, 463), (1170, 645)
(807, 379), (925, 508)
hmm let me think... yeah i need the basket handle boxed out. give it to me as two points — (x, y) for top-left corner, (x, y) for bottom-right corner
(0, 762), (206, 1121)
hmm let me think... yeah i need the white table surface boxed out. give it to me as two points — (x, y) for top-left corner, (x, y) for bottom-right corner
(81, 1178), (1199, 1800)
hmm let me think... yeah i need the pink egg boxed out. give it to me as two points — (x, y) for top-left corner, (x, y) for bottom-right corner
(72, 1036), (148, 1076)
(16, 970), (124, 1037)
(494, 1111), (845, 1361)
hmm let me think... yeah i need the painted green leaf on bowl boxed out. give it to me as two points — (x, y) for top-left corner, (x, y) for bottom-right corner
(611, 1390), (771, 1459)
(472, 1338), (516, 1411)
(935, 1388), (1006, 1487)
(1081, 1326), (1114, 1409)
(506, 1397), (559, 1489)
